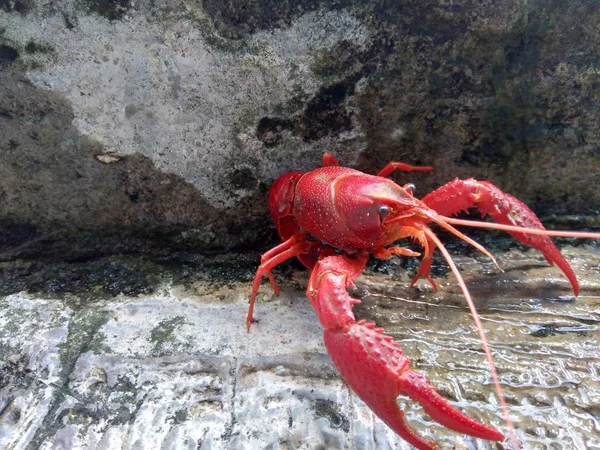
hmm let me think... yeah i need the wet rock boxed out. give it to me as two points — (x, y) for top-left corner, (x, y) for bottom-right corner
(1, 246), (600, 448)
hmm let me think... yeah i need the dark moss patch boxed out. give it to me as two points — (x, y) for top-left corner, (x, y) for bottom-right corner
(0, 0), (32, 14)
(530, 324), (595, 338)
(24, 40), (54, 54)
(0, 44), (18, 62)
(256, 117), (295, 147)
(530, 325), (556, 338)
(311, 399), (349, 432)
(201, 0), (344, 39)
(150, 316), (187, 356)
(0, 250), (266, 300)
(83, 0), (131, 21)
(150, 317), (186, 343)
(59, 311), (111, 379)
(255, 80), (356, 147)
(229, 167), (258, 190)
(125, 186), (139, 203)
(170, 408), (189, 425)
(0, 257), (161, 299)
(0, 351), (47, 401)
(157, 251), (263, 287)
(62, 13), (77, 29)
(298, 82), (354, 141)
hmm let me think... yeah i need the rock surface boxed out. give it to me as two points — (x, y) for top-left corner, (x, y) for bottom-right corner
(1, 0), (600, 256)
(1, 245), (599, 449)
(1, 2), (600, 448)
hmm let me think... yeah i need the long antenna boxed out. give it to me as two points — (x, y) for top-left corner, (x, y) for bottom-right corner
(443, 217), (600, 239)
(424, 228), (521, 450)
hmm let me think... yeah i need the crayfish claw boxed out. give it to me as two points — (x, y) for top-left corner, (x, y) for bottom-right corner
(422, 178), (579, 295)
(324, 322), (504, 449)
(324, 325), (439, 450)
(398, 370), (505, 441)
(308, 254), (504, 448)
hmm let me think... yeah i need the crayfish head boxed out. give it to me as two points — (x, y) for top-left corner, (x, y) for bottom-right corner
(337, 174), (435, 248)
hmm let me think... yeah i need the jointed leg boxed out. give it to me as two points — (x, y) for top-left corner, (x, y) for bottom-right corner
(248, 234), (311, 332)
(377, 162), (433, 178)
(322, 152), (433, 180)
(409, 238), (438, 291)
(260, 232), (308, 294)
(373, 246), (420, 260)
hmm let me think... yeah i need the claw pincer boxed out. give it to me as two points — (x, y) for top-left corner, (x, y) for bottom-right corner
(307, 254), (504, 449)
(421, 179), (579, 294)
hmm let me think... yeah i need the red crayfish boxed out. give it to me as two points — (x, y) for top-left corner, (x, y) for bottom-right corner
(247, 152), (600, 449)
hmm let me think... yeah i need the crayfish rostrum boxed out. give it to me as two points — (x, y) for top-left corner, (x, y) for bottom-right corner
(247, 152), (600, 450)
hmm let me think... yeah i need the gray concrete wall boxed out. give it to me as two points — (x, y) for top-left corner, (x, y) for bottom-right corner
(1, 0), (600, 259)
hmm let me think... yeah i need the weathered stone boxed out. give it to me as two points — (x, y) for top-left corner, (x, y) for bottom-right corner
(1, 1), (599, 257)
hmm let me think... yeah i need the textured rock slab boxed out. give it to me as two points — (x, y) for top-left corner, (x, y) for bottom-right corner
(0, 288), (408, 449)
(1, 245), (600, 449)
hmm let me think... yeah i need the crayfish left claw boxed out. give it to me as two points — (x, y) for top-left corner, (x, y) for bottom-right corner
(421, 178), (579, 295)
(324, 322), (504, 449)
(398, 370), (505, 441)
(308, 254), (504, 449)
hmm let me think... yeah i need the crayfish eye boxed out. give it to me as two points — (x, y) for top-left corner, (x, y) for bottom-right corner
(405, 183), (416, 195)
(377, 205), (390, 217)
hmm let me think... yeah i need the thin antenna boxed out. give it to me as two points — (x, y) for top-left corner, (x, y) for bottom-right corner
(424, 228), (521, 450)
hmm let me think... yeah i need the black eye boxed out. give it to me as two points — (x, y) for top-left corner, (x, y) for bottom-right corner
(378, 205), (390, 216)
(405, 183), (416, 194)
